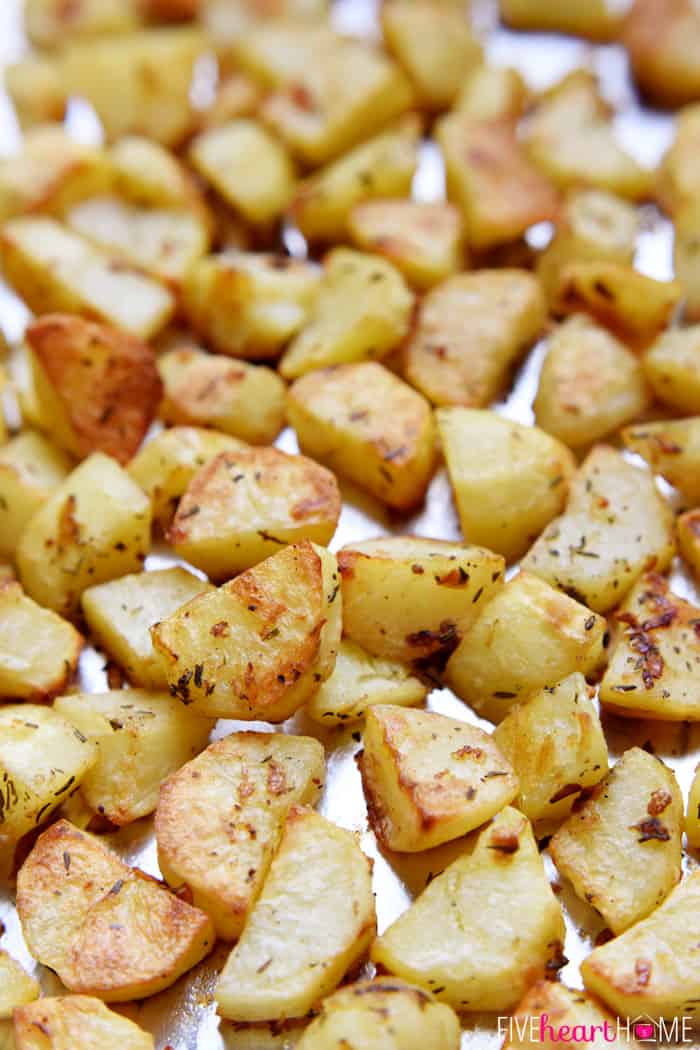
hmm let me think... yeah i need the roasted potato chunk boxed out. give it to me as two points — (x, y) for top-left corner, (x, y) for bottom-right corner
(338, 536), (505, 665)
(14, 996), (154, 1050)
(372, 806), (565, 1011)
(17, 820), (214, 1001)
(500, 0), (625, 39)
(522, 445), (676, 613)
(437, 408), (575, 562)
(158, 348), (286, 446)
(26, 315), (162, 465)
(359, 705), (518, 852)
(5, 56), (68, 130)
(167, 447), (340, 579)
(296, 978), (460, 1050)
(678, 508), (700, 578)
(624, 0), (700, 109)
(279, 249), (414, 380)
(216, 805), (375, 1021)
(454, 63), (527, 122)
(551, 747), (682, 934)
(0, 583), (83, 702)
(673, 204), (700, 321)
(686, 764), (700, 849)
(403, 270), (546, 408)
(109, 135), (202, 209)
(493, 673), (608, 826)
(0, 430), (72, 559)
(657, 104), (700, 215)
(152, 542), (341, 720)
(54, 690), (213, 826)
(196, 73), (262, 130)
(17, 452), (151, 619)
(306, 638), (427, 725)
(0, 218), (174, 340)
(643, 325), (700, 413)
(156, 731), (324, 939)
(502, 981), (634, 1050)
(25, 0), (141, 48)
(288, 362), (436, 511)
(445, 571), (607, 723)
(534, 316), (650, 450)
(623, 418), (700, 504)
(0, 951), (39, 1020)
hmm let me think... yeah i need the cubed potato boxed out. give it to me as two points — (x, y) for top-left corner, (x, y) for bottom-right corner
(359, 705), (518, 852)
(25, 314), (162, 465)
(673, 204), (700, 321)
(686, 764), (700, 848)
(152, 542), (341, 720)
(534, 316), (650, 450)
(190, 119), (295, 226)
(657, 104), (700, 214)
(296, 978), (460, 1050)
(0, 705), (96, 876)
(678, 508), (700, 578)
(454, 64), (528, 122)
(643, 325), (700, 413)
(61, 29), (207, 146)
(551, 747), (682, 934)
(599, 573), (700, 720)
(158, 348), (286, 445)
(16, 819), (214, 1001)
(0, 218), (175, 340)
(81, 569), (212, 688)
(17, 452), (151, 619)
(209, 0), (329, 69)
(624, 0), (700, 109)
(288, 362), (436, 511)
(623, 418), (700, 503)
(109, 136), (202, 209)
(0, 430), (72, 559)
(289, 117), (421, 244)
(522, 445), (676, 613)
(196, 73), (262, 131)
(445, 572), (607, 723)
(167, 447), (340, 579)
(25, 0), (141, 49)
(381, 1), (482, 111)
(306, 638), (427, 725)
(436, 112), (560, 249)
(347, 200), (464, 290)
(402, 270), (547, 407)
(0, 951), (39, 1020)
(14, 996), (154, 1050)
(279, 249), (414, 380)
(156, 731), (324, 939)
(216, 805), (376, 1021)
(183, 252), (320, 360)
(502, 981), (636, 1050)
(581, 869), (700, 1020)
(5, 56), (68, 130)
(53, 690), (214, 826)
(500, 0), (626, 40)
(128, 426), (246, 529)
(493, 673), (608, 826)
(338, 536), (505, 666)
(233, 22), (339, 87)
(0, 582), (83, 702)
(437, 408), (576, 562)
(372, 806), (565, 1011)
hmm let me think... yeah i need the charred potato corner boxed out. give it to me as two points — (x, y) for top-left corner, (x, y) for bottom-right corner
(6, 1), (700, 1048)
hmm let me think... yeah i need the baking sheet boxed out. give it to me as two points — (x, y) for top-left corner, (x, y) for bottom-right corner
(0, 1), (698, 1047)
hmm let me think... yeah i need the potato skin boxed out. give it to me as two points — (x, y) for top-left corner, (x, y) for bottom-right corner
(13, 996), (154, 1050)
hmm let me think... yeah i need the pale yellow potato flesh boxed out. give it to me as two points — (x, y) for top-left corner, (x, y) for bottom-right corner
(13, 996), (154, 1050)
(678, 509), (700, 578)
(0, 950), (39, 1020)
(623, 417), (700, 504)
(500, 0), (626, 40)
(686, 764), (700, 848)
(0, 582), (83, 702)
(643, 326), (700, 414)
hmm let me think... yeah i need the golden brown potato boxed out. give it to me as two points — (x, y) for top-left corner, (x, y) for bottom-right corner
(657, 103), (700, 214)
(643, 325), (700, 413)
(623, 418), (700, 504)
(522, 445), (676, 613)
(500, 0), (626, 39)
(403, 270), (547, 407)
(13, 996), (154, 1050)
(151, 542), (341, 720)
(453, 64), (528, 123)
(108, 135), (204, 209)
(0, 951), (39, 1020)
(0, 582), (83, 702)
(5, 56), (68, 130)
(501, 981), (635, 1050)
(156, 731), (325, 939)
(287, 362), (436, 511)
(624, 0), (700, 108)
(0, 430), (72, 559)
(678, 508), (700, 578)
(16, 820), (214, 1002)
(686, 764), (700, 848)
(167, 447), (341, 579)
(25, 0), (141, 48)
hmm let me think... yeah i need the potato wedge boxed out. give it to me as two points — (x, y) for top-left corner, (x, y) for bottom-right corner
(14, 996), (154, 1050)
(25, 0), (141, 49)
(279, 249), (414, 380)
(0, 582), (83, 702)
(501, 981), (637, 1050)
(152, 542), (341, 720)
(5, 56), (68, 130)
(643, 325), (700, 413)
(0, 430), (72, 559)
(623, 418), (700, 504)
(403, 270), (546, 408)
(288, 362), (436, 511)
(53, 690), (213, 826)
(16, 820), (214, 1001)
(0, 951), (39, 1020)
(445, 571), (607, 723)
(437, 408), (576, 561)
(216, 805), (375, 1021)
(338, 536), (505, 665)
(677, 508), (700, 578)
(156, 731), (324, 939)
(522, 445), (676, 613)
(167, 447), (340, 580)
(295, 978), (460, 1050)
(686, 764), (700, 848)
(500, 0), (626, 39)
(17, 452), (151, 619)
(372, 806), (565, 1011)
(493, 673), (608, 826)
(624, 0), (700, 109)
(0, 218), (174, 340)
(534, 316), (650, 450)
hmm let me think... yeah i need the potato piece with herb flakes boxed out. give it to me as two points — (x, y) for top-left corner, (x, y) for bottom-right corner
(643, 326), (700, 414)
(502, 981), (638, 1050)
(624, 0), (700, 109)
(14, 996), (154, 1050)
(0, 583), (83, 702)
(0, 430), (72, 560)
(152, 541), (341, 720)
(287, 362), (436, 511)
(522, 445), (676, 614)
(216, 805), (376, 1021)
(0, 950), (39, 1020)
(445, 572), (607, 723)
(623, 418), (700, 504)
(156, 732), (324, 940)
